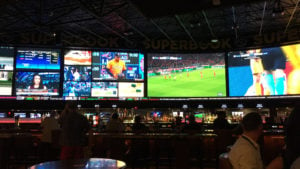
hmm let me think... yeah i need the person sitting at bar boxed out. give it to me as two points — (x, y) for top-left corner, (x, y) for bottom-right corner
(59, 101), (90, 160)
(132, 115), (148, 133)
(183, 114), (202, 133)
(283, 106), (300, 169)
(173, 116), (183, 132)
(106, 113), (124, 133)
(213, 111), (231, 130)
(229, 112), (284, 169)
(229, 112), (264, 169)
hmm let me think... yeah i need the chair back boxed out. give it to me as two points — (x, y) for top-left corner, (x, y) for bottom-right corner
(218, 153), (233, 169)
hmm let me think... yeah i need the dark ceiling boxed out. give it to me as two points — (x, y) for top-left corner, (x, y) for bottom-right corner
(0, 0), (299, 48)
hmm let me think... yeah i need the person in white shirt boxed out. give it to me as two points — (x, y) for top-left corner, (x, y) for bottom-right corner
(229, 112), (264, 169)
(229, 112), (285, 169)
(291, 157), (300, 169)
(41, 113), (60, 161)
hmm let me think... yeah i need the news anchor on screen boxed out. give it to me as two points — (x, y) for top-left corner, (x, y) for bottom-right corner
(28, 74), (47, 90)
(106, 54), (126, 79)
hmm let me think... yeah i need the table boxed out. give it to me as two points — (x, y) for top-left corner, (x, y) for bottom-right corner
(28, 158), (126, 169)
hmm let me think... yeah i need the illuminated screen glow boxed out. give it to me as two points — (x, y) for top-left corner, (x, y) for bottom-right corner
(63, 81), (91, 97)
(15, 72), (60, 96)
(64, 65), (91, 82)
(228, 44), (300, 96)
(92, 51), (144, 81)
(91, 82), (118, 97)
(16, 49), (60, 70)
(147, 53), (226, 97)
(64, 50), (92, 65)
(0, 47), (14, 96)
(118, 82), (144, 97)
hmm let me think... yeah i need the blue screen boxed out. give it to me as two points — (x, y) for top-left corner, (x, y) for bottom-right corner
(16, 49), (61, 70)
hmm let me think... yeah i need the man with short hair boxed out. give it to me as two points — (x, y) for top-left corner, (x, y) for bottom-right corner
(106, 54), (126, 79)
(229, 112), (264, 169)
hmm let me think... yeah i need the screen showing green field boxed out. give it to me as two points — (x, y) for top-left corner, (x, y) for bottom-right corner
(147, 53), (226, 97)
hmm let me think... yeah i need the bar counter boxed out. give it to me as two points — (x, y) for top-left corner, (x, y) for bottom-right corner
(0, 129), (285, 169)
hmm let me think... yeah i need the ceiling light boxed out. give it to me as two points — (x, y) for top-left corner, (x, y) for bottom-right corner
(211, 38), (218, 43)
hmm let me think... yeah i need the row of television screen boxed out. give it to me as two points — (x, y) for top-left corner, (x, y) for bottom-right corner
(0, 43), (300, 97)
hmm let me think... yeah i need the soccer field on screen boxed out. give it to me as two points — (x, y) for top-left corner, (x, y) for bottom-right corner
(147, 68), (226, 97)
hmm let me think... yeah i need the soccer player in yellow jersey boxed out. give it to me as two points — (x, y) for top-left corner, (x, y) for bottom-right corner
(281, 44), (300, 94)
(106, 54), (126, 79)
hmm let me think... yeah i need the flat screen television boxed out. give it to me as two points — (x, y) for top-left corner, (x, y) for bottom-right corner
(194, 112), (204, 123)
(228, 43), (300, 96)
(147, 53), (226, 97)
(30, 113), (41, 118)
(63, 81), (91, 97)
(91, 82), (118, 97)
(15, 72), (60, 96)
(0, 71), (13, 95)
(0, 113), (6, 118)
(16, 48), (60, 70)
(0, 57), (13, 71)
(118, 82), (144, 97)
(14, 113), (26, 118)
(64, 50), (92, 65)
(92, 51), (144, 81)
(0, 47), (14, 96)
(64, 65), (91, 82)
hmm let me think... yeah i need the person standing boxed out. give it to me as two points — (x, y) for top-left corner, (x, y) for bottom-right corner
(40, 112), (60, 161)
(59, 101), (90, 160)
(283, 106), (300, 169)
(106, 113), (124, 133)
(229, 112), (264, 169)
(213, 111), (230, 130)
(229, 112), (283, 169)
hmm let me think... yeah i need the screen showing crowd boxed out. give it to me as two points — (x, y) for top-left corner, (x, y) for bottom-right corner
(228, 44), (300, 96)
(147, 53), (226, 97)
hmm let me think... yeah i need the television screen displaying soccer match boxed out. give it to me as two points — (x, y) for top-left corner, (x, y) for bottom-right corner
(147, 53), (226, 97)
(228, 44), (300, 96)
(92, 51), (144, 81)
(16, 48), (61, 70)
(15, 72), (60, 96)
(0, 47), (14, 96)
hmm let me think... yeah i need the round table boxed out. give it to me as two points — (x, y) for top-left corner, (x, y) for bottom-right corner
(28, 158), (126, 169)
